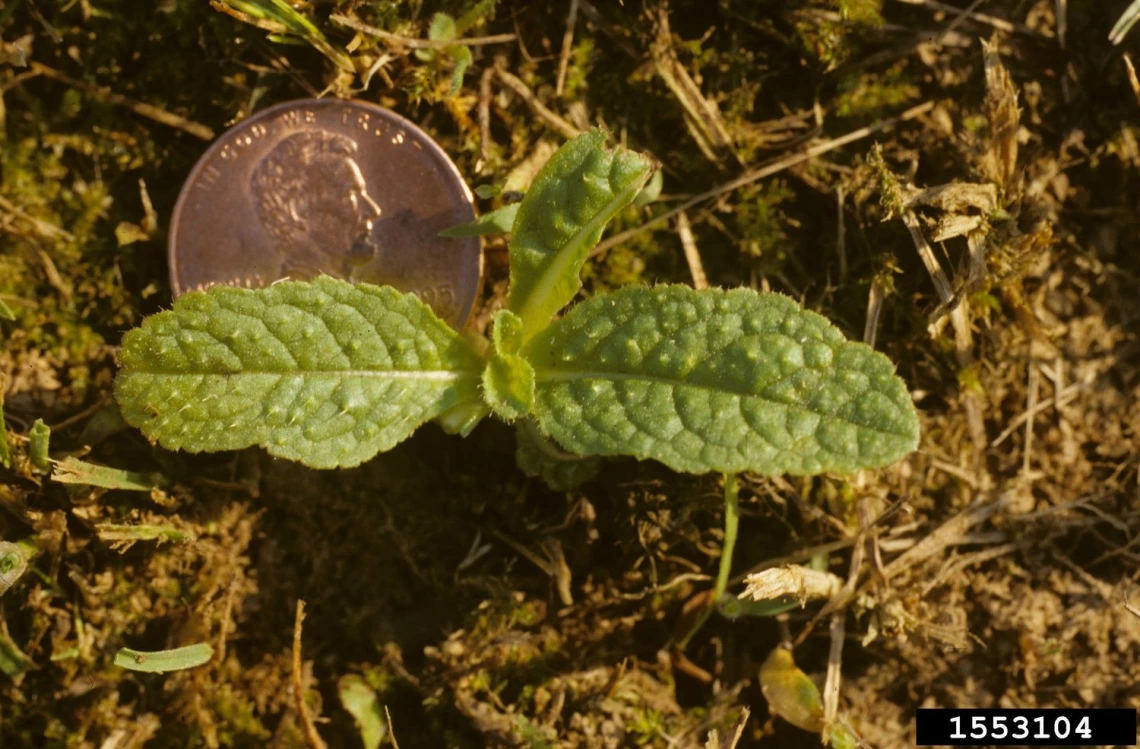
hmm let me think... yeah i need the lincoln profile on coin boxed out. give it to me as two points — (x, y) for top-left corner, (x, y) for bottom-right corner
(250, 129), (382, 279)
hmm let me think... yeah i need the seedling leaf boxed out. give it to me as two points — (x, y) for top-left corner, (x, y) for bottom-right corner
(505, 129), (654, 340)
(484, 310), (535, 421)
(759, 647), (824, 733)
(524, 285), (919, 476)
(448, 44), (472, 96)
(114, 277), (484, 469)
(634, 168), (664, 207)
(114, 642), (214, 673)
(52, 457), (169, 491)
(29, 419), (50, 472)
(0, 299), (14, 321)
(438, 203), (519, 238)
(492, 309), (525, 356)
(429, 12), (457, 42)
(338, 675), (388, 749)
(483, 353), (535, 421)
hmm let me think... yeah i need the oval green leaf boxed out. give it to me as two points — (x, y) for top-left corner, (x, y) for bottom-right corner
(523, 285), (919, 476)
(114, 277), (484, 469)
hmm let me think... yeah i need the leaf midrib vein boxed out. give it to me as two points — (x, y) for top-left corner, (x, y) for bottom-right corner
(135, 369), (480, 381)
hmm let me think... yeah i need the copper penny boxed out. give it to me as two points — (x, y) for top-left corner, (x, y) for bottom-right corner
(169, 99), (483, 329)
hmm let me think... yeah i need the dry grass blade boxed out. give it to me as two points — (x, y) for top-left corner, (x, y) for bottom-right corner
(555, 0), (579, 97)
(705, 706), (749, 749)
(1110, 0), (1140, 44)
(882, 494), (1008, 580)
(1124, 53), (1140, 107)
(592, 101), (935, 256)
(651, 2), (735, 164)
(863, 273), (886, 348)
(741, 566), (842, 604)
(676, 211), (708, 290)
(980, 39), (1021, 193)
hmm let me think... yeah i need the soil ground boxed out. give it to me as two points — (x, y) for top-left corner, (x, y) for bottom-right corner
(2, 1), (1140, 747)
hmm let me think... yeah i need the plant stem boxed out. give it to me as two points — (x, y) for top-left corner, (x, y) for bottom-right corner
(677, 472), (739, 649)
(715, 472), (739, 601)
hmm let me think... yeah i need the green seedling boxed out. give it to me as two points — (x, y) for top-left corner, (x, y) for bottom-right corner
(212, 0), (353, 72)
(439, 202), (520, 238)
(113, 642), (214, 673)
(51, 457), (169, 492)
(28, 418), (50, 473)
(759, 647), (858, 749)
(416, 13), (473, 97)
(114, 128), (919, 484)
(95, 523), (196, 550)
(338, 674), (388, 749)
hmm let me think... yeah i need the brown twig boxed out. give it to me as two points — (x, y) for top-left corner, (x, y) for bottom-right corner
(835, 185), (848, 285)
(591, 101), (935, 257)
(385, 706), (402, 749)
(863, 274), (885, 348)
(991, 379), (1087, 446)
(478, 66), (495, 167)
(292, 600), (328, 749)
(555, 0), (580, 97)
(494, 67), (581, 139)
(894, 0), (1035, 36)
(29, 62), (214, 140)
(46, 396), (110, 432)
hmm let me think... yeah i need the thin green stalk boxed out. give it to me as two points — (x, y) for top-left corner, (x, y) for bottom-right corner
(678, 472), (738, 649)
(714, 472), (739, 601)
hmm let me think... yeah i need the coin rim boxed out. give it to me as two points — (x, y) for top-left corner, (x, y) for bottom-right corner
(168, 98), (485, 329)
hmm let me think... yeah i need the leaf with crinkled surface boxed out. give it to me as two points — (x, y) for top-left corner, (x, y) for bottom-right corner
(115, 277), (484, 469)
(505, 129), (654, 340)
(523, 285), (919, 476)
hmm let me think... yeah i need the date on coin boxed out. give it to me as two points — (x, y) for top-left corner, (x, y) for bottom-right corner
(168, 99), (483, 330)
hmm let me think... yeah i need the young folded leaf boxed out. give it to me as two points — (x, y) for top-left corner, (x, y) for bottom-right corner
(505, 129), (654, 341)
(482, 310), (535, 421)
(114, 277), (484, 469)
(523, 285), (919, 476)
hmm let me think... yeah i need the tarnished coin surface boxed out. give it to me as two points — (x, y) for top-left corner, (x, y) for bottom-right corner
(169, 99), (483, 329)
